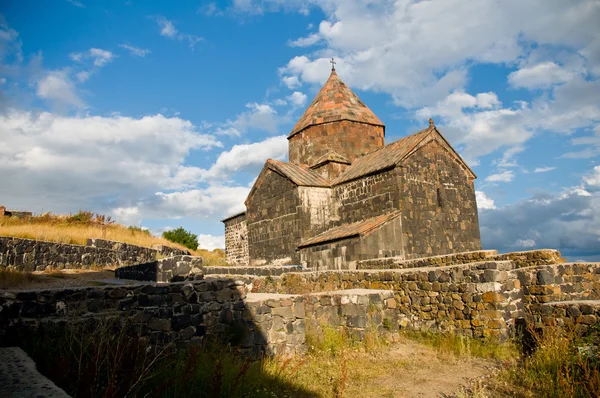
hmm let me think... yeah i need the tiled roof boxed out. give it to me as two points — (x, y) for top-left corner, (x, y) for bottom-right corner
(268, 159), (331, 187)
(332, 126), (433, 185)
(310, 151), (351, 168)
(298, 211), (402, 248)
(288, 70), (384, 138)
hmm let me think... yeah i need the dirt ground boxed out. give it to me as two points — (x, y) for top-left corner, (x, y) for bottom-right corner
(5, 268), (131, 290)
(339, 338), (494, 398)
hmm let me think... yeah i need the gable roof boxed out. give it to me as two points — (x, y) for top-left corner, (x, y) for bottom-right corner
(298, 211), (402, 248)
(331, 126), (476, 185)
(310, 150), (351, 169)
(267, 159), (331, 187)
(245, 159), (330, 206)
(288, 70), (384, 138)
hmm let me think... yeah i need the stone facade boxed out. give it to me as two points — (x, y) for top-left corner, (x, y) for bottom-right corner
(223, 69), (482, 269)
(0, 236), (186, 271)
(289, 121), (384, 167)
(115, 255), (204, 282)
(222, 212), (249, 266)
(0, 206), (32, 219)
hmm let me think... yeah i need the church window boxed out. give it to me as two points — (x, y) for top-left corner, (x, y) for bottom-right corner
(437, 188), (443, 208)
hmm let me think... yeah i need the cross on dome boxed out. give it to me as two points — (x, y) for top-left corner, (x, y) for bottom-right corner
(330, 57), (336, 71)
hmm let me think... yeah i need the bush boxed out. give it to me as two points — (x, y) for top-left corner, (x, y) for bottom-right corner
(162, 227), (198, 251)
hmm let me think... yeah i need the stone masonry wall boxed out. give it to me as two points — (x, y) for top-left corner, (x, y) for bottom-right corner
(397, 139), (481, 258)
(298, 186), (338, 241)
(538, 300), (600, 334)
(115, 255), (204, 282)
(300, 217), (407, 271)
(249, 261), (521, 339)
(223, 214), (249, 266)
(246, 169), (302, 266)
(333, 168), (400, 226)
(0, 236), (186, 271)
(358, 250), (498, 270)
(288, 120), (384, 166)
(0, 282), (394, 358)
(87, 238), (188, 259)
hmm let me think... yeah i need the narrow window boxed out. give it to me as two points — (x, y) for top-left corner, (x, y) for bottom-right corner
(436, 188), (443, 208)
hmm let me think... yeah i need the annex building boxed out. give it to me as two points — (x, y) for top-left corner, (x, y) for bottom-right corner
(222, 65), (481, 270)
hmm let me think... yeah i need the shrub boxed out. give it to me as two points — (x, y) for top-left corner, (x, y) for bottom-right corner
(162, 227), (199, 251)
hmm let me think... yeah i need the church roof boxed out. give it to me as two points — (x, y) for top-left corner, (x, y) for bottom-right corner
(330, 125), (475, 185)
(298, 211), (402, 248)
(310, 151), (351, 169)
(267, 159), (330, 187)
(288, 70), (385, 138)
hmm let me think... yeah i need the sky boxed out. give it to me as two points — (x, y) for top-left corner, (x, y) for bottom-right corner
(0, 0), (599, 260)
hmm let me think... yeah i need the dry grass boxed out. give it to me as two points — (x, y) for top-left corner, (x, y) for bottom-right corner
(0, 269), (42, 289)
(0, 212), (228, 266)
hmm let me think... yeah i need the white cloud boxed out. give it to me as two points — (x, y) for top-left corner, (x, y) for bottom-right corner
(156, 17), (203, 49)
(0, 109), (221, 213)
(287, 91), (307, 108)
(157, 17), (177, 38)
(197, 234), (225, 250)
(289, 33), (321, 47)
(563, 125), (600, 159)
(534, 167), (556, 173)
(66, 0), (84, 7)
(485, 170), (515, 183)
(70, 48), (114, 67)
(218, 102), (288, 136)
(583, 166), (600, 188)
(200, 135), (288, 180)
(514, 239), (536, 248)
(36, 69), (84, 108)
(282, 75), (301, 89)
(508, 62), (575, 89)
(119, 44), (151, 57)
(476, 191), (496, 210)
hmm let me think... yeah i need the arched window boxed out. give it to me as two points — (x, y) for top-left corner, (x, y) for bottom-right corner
(436, 188), (443, 208)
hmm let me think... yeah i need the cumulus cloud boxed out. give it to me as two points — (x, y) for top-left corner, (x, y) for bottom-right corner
(287, 91), (307, 108)
(583, 166), (600, 188)
(200, 135), (288, 180)
(485, 170), (515, 183)
(475, 191), (496, 210)
(0, 109), (221, 213)
(36, 69), (84, 108)
(119, 44), (151, 57)
(479, 168), (600, 258)
(282, 75), (301, 89)
(70, 48), (114, 67)
(216, 102), (290, 136)
(197, 234), (225, 250)
(508, 62), (575, 89)
(288, 33), (321, 47)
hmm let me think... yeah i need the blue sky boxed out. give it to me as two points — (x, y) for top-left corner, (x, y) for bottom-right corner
(0, 0), (599, 259)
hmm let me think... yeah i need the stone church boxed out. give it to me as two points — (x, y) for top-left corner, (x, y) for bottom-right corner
(222, 66), (481, 270)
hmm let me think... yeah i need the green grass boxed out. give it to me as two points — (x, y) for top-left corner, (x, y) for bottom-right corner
(400, 329), (519, 360)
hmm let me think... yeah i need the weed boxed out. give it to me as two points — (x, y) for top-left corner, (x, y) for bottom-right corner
(0, 268), (41, 288)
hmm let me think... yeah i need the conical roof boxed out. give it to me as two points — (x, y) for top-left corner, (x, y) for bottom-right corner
(288, 70), (385, 138)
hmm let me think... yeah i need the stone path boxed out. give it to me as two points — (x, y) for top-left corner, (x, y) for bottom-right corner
(0, 347), (70, 398)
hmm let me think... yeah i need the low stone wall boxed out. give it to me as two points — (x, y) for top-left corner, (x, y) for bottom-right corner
(202, 265), (305, 277)
(115, 256), (204, 282)
(0, 281), (393, 358)
(357, 250), (497, 270)
(538, 300), (600, 334)
(245, 261), (520, 339)
(87, 238), (189, 257)
(496, 249), (563, 268)
(0, 236), (187, 271)
(0, 236), (119, 271)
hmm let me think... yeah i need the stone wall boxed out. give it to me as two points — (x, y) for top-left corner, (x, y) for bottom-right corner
(87, 238), (188, 259)
(115, 255), (204, 282)
(0, 207), (32, 219)
(397, 139), (481, 259)
(288, 120), (384, 166)
(497, 249), (563, 268)
(299, 217), (407, 271)
(246, 169), (302, 266)
(223, 213), (249, 266)
(0, 281), (394, 358)
(333, 168), (399, 226)
(0, 236), (186, 271)
(298, 186), (338, 240)
(538, 300), (600, 334)
(358, 250), (498, 270)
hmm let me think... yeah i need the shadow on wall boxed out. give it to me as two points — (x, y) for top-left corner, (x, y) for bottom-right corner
(0, 278), (317, 398)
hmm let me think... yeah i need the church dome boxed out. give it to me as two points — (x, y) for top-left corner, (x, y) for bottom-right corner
(288, 69), (385, 138)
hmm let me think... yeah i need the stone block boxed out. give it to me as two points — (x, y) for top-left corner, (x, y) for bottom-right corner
(148, 317), (171, 332)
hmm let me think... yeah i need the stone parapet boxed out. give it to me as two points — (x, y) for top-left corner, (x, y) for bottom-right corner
(0, 281), (393, 358)
(115, 255), (204, 282)
(357, 250), (498, 270)
(538, 300), (600, 334)
(0, 236), (186, 271)
(496, 249), (563, 268)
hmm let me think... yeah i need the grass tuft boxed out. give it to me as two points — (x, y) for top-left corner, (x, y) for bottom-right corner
(0, 269), (41, 289)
